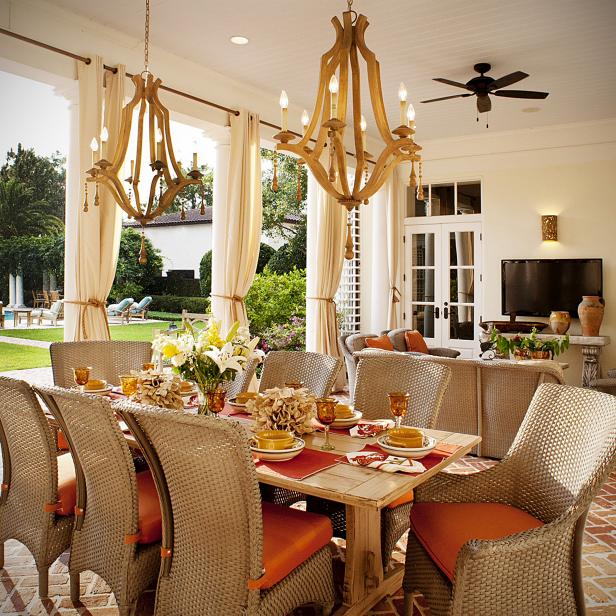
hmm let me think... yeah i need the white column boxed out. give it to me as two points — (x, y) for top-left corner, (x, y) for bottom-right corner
(15, 272), (25, 308)
(8, 273), (16, 308)
(368, 188), (390, 332)
(210, 129), (231, 313)
(305, 172), (318, 347)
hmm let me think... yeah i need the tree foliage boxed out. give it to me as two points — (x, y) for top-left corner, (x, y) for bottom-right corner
(261, 148), (306, 241)
(0, 144), (66, 221)
(161, 164), (213, 214)
(267, 219), (307, 274)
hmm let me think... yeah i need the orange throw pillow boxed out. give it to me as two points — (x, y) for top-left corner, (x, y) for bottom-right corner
(365, 335), (394, 351)
(404, 330), (429, 354)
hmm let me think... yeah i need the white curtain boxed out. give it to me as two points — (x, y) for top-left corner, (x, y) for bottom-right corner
(306, 173), (346, 387)
(386, 168), (405, 329)
(210, 110), (262, 333)
(64, 57), (125, 341)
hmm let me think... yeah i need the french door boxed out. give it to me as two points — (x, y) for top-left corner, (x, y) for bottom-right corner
(404, 221), (482, 357)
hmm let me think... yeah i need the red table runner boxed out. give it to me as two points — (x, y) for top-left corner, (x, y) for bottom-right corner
(256, 447), (340, 480)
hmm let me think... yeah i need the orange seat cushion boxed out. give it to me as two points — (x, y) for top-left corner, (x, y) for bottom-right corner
(56, 453), (76, 516)
(249, 502), (333, 589)
(387, 490), (414, 509)
(365, 335), (395, 351)
(404, 330), (429, 354)
(57, 429), (69, 451)
(136, 471), (162, 544)
(410, 502), (544, 581)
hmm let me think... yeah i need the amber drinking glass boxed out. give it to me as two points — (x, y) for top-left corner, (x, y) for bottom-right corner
(388, 391), (410, 429)
(316, 397), (336, 451)
(120, 375), (139, 397)
(73, 366), (91, 390)
(142, 362), (156, 372)
(205, 389), (227, 415)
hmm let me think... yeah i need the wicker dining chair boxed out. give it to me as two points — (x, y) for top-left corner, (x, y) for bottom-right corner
(226, 356), (261, 399)
(259, 351), (342, 397)
(50, 340), (153, 388)
(34, 386), (161, 616)
(115, 400), (335, 616)
(308, 352), (451, 567)
(0, 377), (75, 598)
(403, 383), (616, 616)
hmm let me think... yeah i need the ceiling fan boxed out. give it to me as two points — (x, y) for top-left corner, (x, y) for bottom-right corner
(421, 63), (549, 113)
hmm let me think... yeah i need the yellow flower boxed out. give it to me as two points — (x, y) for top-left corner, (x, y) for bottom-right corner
(162, 342), (179, 359)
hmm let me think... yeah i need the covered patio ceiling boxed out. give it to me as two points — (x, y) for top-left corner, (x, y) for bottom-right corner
(41, 0), (616, 140)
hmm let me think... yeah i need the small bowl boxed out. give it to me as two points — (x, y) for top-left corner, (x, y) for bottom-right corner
(84, 379), (107, 392)
(236, 392), (259, 404)
(334, 403), (354, 420)
(387, 427), (424, 449)
(254, 430), (294, 450)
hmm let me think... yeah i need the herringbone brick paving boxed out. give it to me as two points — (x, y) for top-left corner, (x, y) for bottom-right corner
(0, 457), (614, 615)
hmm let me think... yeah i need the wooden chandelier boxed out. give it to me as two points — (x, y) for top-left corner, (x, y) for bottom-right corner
(274, 3), (423, 258)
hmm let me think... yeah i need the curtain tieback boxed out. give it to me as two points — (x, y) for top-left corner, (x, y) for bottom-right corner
(390, 287), (401, 304)
(65, 299), (110, 339)
(307, 296), (336, 305)
(210, 294), (244, 302)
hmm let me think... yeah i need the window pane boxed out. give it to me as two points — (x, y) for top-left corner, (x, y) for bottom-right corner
(412, 304), (435, 338)
(457, 182), (481, 214)
(449, 269), (475, 303)
(431, 184), (455, 216)
(412, 269), (435, 302)
(411, 233), (435, 267)
(449, 231), (475, 266)
(449, 306), (474, 340)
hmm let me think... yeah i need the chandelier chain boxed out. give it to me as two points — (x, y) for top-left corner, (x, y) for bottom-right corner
(143, 0), (150, 74)
(347, 0), (353, 10)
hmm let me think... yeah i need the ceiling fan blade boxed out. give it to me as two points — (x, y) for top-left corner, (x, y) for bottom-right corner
(488, 71), (529, 90)
(477, 95), (491, 113)
(421, 94), (473, 103)
(433, 78), (473, 91)
(494, 89), (549, 99)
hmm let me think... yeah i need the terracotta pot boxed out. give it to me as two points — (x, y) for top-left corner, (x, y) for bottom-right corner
(578, 296), (605, 337)
(549, 311), (571, 335)
(530, 350), (551, 360)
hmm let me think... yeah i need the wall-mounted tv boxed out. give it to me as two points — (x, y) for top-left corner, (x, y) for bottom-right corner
(502, 259), (603, 317)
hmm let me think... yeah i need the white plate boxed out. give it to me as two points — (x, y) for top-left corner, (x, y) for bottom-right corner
(250, 437), (305, 462)
(376, 434), (437, 459)
(228, 397), (248, 409)
(83, 385), (113, 395)
(332, 410), (363, 428)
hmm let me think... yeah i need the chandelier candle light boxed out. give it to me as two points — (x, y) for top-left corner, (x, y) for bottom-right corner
(274, 0), (423, 258)
(84, 0), (206, 263)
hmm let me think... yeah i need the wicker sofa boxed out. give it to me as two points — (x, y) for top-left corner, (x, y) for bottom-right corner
(339, 329), (460, 395)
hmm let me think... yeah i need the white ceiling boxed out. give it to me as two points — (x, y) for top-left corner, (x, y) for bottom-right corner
(44, 0), (616, 140)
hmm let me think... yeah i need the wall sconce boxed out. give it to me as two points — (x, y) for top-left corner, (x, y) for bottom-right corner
(541, 215), (558, 241)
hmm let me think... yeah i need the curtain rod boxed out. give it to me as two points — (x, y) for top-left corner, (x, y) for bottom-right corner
(0, 27), (375, 164)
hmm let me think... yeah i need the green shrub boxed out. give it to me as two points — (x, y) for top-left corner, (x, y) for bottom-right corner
(245, 267), (306, 338)
(150, 295), (211, 314)
(148, 311), (183, 322)
(261, 316), (306, 352)
(257, 243), (276, 273)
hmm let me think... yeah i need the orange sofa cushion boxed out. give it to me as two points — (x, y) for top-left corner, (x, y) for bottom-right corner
(410, 502), (544, 581)
(136, 471), (162, 544)
(387, 490), (414, 509)
(57, 429), (70, 451)
(365, 335), (394, 351)
(248, 501), (333, 590)
(56, 453), (77, 516)
(404, 330), (429, 354)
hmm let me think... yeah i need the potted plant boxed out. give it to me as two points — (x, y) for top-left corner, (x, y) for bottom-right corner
(489, 327), (569, 361)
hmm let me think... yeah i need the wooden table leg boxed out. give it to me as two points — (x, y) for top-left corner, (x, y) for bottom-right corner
(343, 505), (384, 607)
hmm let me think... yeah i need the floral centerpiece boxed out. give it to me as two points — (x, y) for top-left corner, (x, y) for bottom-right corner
(152, 320), (261, 415)
(132, 370), (184, 410)
(248, 387), (316, 435)
(489, 327), (569, 360)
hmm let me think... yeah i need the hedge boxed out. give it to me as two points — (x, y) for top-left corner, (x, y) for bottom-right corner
(150, 295), (211, 314)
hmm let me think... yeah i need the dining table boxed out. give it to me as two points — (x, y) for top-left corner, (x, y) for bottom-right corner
(47, 395), (481, 616)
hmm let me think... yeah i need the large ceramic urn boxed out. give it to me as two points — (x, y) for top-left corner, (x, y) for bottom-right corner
(578, 296), (604, 337)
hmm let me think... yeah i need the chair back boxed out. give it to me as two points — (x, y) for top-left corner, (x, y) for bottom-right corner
(0, 378), (61, 543)
(114, 297), (134, 313)
(259, 351), (342, 397)
(506, 383), (616, 522)
(353, 352), (451, 428)
(49, 300), (63, 315)
(42, 290), (50, 304)
(117, 401), (263, 615)
(181, 310), (212, 330)
(50, 340), (153, 387)
(226, 356), (260, 399)
(34, 387), (142, 577)
(133, 296), (152, 311)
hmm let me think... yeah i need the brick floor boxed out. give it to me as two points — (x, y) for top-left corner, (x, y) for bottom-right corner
(0, 459), (613, 615)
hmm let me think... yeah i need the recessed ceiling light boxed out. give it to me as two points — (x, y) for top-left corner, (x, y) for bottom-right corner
(522, 107), (540, 113)
(230, 36), (249, 46)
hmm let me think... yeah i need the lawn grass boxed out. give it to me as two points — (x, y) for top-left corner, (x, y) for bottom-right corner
(0, 343), (51, 372)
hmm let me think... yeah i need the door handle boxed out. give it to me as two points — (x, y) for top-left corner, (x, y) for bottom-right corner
(443, 306), (449, 319)
(435, 306), (440, 319)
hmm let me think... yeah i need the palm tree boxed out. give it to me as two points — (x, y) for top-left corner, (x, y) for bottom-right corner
(0, 178), (64, 239)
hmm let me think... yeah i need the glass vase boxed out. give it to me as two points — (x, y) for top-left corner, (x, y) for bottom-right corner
(196, 383), (226, 416)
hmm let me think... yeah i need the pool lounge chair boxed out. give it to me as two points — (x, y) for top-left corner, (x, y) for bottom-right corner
(126, 296), (152, 322)
(106, 297), (134, 319)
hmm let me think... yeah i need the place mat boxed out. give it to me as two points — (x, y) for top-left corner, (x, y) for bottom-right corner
(220, 404), (252, 420)
(256, 447), (340, 480)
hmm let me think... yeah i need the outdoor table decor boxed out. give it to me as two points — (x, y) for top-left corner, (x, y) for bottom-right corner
(248, 386), (317, 435)
(132, 370), (184, 410)
(152, 320), (261, 415)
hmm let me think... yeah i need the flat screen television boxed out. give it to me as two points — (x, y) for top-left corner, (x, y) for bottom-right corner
(502, 259), (603, 317)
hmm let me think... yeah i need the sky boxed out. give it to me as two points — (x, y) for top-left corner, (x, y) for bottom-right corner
(0, 69), (217, 171)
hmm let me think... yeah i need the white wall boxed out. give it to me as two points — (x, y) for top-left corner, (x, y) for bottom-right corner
(393, 119), (616, 385)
